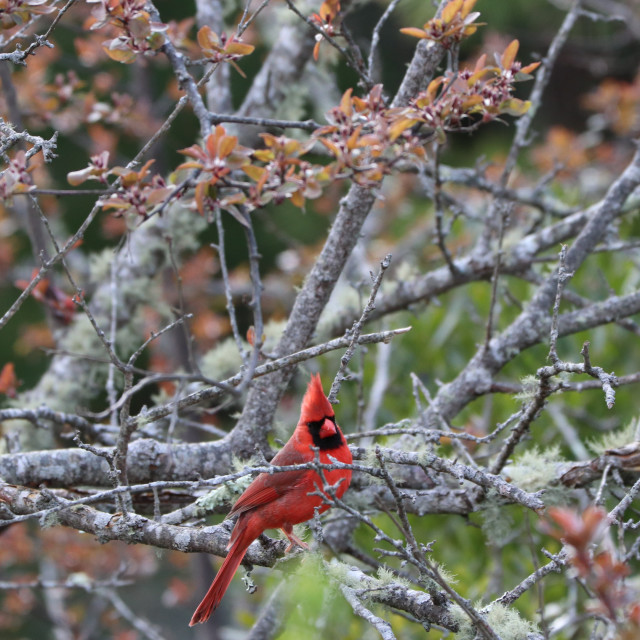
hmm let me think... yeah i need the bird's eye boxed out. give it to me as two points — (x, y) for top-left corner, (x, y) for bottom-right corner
(307, 419), (324, 430)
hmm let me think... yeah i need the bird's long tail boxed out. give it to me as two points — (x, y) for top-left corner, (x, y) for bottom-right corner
(189, 528), (254, 626)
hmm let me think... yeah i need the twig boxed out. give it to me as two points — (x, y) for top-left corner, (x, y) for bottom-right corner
(0, 0), (77, 65)
(367, 0), (403, 81)
(98, 588), (167, 640)
(340, 584), (397, 640)
(548, 244), (573, 363)
(238, 208), (266, 392)
(432, 144), (459, 277)
(213, 206), (248, 364)
(328, 254), (392, 403)
(483, 201), (510, 350)
(494, 551), (567, 606)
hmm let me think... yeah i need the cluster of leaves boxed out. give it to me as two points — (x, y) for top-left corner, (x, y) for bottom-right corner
(66, 153), (173, 220)
(87, 0), (167, 63)
(0, 0), (52, 31)
(15, 269), (77, 325)
(0, 151), (35, 201)
(100, 159), (172, 219)
(405, 39), (540, 139)
(545, 507), (640, 636)
(65, 38), (537, 220)
(582, 72), (640, 136)
(310, 0), (341, 61)
(196, 26), (254, 77)
(0, 362), (19, 397)
(400, 0), (482, 47)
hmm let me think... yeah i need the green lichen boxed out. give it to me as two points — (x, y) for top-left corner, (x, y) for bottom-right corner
(514, 375), (538, 402)
(509, 445), (564, 492)
(361, 447), (386, 486)
(479, 490), (516, 546)
(195, 474), (252, 513)
(376, 566), (411, 589)
(201, 338), (245, 381)
(89, 247), (116, 283)
(39, 510), (62, 529)
(316, 286), (361, 339)
(262, 319), (287, 352)
(588, 418), (639, 454)
(325, 557), (359, 587)
(274, 83), (307, 128)
(451, 602), (539, 640)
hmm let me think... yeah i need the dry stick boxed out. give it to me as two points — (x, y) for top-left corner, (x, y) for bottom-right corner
(237, 208), (266, 392)
(607, 475), (640, 525)
(505, 0), (584, 180)
(375, 447), (421, 558)
(489, 366), (555, 476)
(237, 0), (272, 33)
(148, 2), (211, 134)
(432, 142), (459, 278)
(340, 584), (397, 640)
(339, 21), (372, 92)
(107, 255), (121, 427)
(0, 407), (95, 433)
(166, 235), (200, 375)
(483, 201), (510, 350)
(548, 244), (572, 363)
(98, 588), (167, 640)
(580, 341), (617, 408)
(0, 577), (133, 590)
(72, 432), (120, 494)
(70, 327), (408, 426)
(594, 462), (612, 506)
(209, 113), (321, 130)
(494, 551), (567, 607)
(213, 207), (248, 364)
(520, 267), (640, 338)
(0, 0), (77, 65)
(361, 339), (391, 433)
(328, 254), (392, 403)
(367, 0), (403, 80)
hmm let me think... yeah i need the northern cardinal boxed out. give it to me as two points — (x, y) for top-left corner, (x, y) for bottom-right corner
(189, 374), (352, 625)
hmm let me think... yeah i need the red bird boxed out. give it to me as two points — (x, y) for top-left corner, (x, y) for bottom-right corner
(189, 374), (352, 626)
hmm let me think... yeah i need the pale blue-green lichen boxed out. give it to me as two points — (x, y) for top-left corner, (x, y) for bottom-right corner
(588, 418), (639, 455)
(201, 338), (245, 381)
(195, 474), (253, 514)
(508, 445), (565, 493)
(479, 490), (516, 546)
(450, 603), (539, 640)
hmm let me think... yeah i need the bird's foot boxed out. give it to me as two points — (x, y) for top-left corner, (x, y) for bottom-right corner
(282, 529), (309, 553)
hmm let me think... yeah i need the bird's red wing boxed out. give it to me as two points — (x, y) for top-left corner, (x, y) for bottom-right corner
(229, 442), (311, 517)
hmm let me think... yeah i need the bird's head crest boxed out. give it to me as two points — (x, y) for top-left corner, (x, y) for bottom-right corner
(300, 373), (333, 424)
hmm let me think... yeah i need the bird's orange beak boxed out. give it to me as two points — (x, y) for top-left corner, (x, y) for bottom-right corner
(319, 417), (337, 438)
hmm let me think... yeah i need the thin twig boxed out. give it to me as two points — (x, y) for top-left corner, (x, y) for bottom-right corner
(328, 254), (392, 403)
